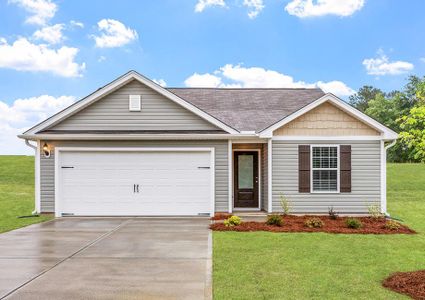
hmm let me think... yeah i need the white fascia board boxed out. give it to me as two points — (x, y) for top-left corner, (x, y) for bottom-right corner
(259, 93), (398, 140)
(18, 133), (260, 141)
(24, 71), (239, 135)
(272, 135), (385, 141)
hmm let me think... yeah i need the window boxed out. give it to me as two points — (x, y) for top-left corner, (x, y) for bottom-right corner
(311, 146), (339, 192)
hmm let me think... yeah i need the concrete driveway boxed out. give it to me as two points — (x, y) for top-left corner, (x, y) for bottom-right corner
(0, 218), (212, 300)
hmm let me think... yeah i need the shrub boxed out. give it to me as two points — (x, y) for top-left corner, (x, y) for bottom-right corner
(223, 216), (242, 227)
(266, 214), (283, 227)
(367, 204), (384, 219)
(279, 194), (292, 215)
(328, 207), (338, 220)
(346, 218), (362, 229)
(384, 220), (401, 230)
(304, 217), (324, 228)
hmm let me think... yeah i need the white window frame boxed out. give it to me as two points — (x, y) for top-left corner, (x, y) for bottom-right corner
(310, 144), (340, 194)
(129, 95), (141, 111)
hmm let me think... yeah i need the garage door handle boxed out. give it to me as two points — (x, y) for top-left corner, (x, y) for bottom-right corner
(136, 184), (139, 193)
(133, 184), (136, 193)
(198, 167), (210, 169)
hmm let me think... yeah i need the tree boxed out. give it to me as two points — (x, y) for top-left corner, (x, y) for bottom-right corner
(398, 106), (425, 162)
(349, 85), (384, 112)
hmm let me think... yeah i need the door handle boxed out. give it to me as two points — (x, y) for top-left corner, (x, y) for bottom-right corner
(133, 184), (136, 193)
(136, 184), (139, 193)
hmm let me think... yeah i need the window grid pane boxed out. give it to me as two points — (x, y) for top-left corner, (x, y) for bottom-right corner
(311, 146), (338, 192)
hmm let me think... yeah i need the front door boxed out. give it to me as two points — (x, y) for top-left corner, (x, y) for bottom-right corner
(234, 151), (259, 208)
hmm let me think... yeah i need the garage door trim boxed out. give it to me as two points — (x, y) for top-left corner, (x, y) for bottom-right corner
(54, 147), (215, 217)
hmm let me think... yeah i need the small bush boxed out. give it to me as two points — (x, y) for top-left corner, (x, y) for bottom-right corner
(266, 214), (283, 227)
(328, 207), (338, 220)
(367, 204), (384, 219)
(384, 220), (401, 230)
(346, 218), (362, 229)
(279, 194), (292, 215)
(304, 217), (324, 228)
(223, 216), (242, 227)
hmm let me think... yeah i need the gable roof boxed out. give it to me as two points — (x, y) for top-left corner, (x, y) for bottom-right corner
(167, 88), (325, 132)
(259, 93), (398, 140)
(23, 71), (239, 135)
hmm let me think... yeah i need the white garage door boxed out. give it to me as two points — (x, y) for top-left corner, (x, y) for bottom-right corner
(57, 150), (213, 216)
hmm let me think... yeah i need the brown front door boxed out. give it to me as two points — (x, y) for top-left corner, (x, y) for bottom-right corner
(234, 151), (259, 208)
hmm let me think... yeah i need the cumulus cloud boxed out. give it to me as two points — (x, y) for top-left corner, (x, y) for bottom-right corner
(363, 50), (414, 76)
(153, 79), (167, 87)
(0, 37), (85, 77)
(92, 19), (138, 48)
(185, 64), (354, 96)
(285, 0), (364, 18)
(9, 0), (57, 25)
(195, 0), (226, 12)
(244, 0), (264, 19)
(33, 23), (64, 44)
(0, 95), (75, 154)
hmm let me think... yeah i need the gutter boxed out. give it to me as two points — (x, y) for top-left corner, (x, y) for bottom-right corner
(383, 139), (397, 217)
(24, 140), (38, 215)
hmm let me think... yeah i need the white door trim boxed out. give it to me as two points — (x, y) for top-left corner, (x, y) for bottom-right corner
(232, 149), (261, 211)
(54, 147), (215, 217)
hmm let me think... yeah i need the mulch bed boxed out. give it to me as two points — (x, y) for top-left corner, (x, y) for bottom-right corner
(383, 270), (425, 299)
(211, 213), (233, 220)
(210, 215), (416, 234)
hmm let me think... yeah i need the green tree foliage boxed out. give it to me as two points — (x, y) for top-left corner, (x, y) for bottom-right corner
(398, 106), (425, 162)
(351, 75), (425, 162)
(349, 86), (384, 112)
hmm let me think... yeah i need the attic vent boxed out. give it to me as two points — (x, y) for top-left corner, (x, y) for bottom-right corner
(129, 95), (141, 111)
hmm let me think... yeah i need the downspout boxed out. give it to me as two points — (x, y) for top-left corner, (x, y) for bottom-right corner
(383, 139), (397, 217)
(24, 139), (39, 215)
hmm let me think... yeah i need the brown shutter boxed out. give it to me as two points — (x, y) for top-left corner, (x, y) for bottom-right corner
(340, 145), (351, 193)
(298, 145), (310, 193)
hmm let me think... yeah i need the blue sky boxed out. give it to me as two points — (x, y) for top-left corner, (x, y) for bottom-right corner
(1, 0), (424, 154)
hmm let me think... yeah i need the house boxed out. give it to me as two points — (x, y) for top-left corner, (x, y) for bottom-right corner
(19, 71), (398, 217)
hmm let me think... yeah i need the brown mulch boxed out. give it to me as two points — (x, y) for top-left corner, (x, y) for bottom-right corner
(210, 213), (233, 220)
(210, 215), (416, 234)
(383, 270), (425, 300)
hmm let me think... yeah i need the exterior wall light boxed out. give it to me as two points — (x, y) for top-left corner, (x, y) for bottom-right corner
(42, 143), (51, 158)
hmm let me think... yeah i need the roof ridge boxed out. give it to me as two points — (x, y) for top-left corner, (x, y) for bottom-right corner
(166, 87), (323, 90)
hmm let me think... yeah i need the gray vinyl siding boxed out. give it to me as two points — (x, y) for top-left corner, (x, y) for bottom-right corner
(261, 143), (268, 211)
(48, 80), (219, 131)
(272, 140), (381, 214)
(39, 140), (228, 213)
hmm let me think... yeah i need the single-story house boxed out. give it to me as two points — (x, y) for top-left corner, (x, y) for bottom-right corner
(19, 71), (398, 217)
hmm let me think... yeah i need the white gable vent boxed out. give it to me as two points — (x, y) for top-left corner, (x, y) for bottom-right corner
(129, 95), (141, 111)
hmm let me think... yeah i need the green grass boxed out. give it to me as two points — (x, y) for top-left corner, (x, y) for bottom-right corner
(213, 163), (425, 299)
(0, 156), (52, 233)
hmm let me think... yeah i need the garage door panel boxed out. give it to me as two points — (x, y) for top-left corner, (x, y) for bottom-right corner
(58, 150), (212, 216)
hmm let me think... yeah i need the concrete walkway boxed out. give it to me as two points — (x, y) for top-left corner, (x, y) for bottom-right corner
(0, 218), (212, 300)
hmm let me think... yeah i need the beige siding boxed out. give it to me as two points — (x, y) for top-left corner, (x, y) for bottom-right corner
(272, 140), (381, 213)
(273, 102), (380, 136)
(48, 80), (219, 131)
(39, 140), (228, 213)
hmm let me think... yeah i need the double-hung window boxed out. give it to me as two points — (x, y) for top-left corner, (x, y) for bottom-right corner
(311, 146), (339, 192)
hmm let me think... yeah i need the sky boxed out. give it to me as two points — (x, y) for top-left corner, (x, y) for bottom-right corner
(0, 0), (424, 154)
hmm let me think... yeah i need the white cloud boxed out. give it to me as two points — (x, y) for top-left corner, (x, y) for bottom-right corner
(195, 0), (226, 12)
(0, 95), (75, 154)
(153, 79), (167, 87)
(9, 0), (57, 25)
(0, 37), (85, 77)
(420, 57), (425, 63)
(92, 19), (138, 48)
(285, 0), (364, 18)
(33, 23), (64, 44)
(244, 0), (264, 19)
(70, 20), (84, 28)
(185, 64), (354, 96)
(97, 55), (106, 62)
(363, 50), (414, 76)
(185, 73), (223, 88)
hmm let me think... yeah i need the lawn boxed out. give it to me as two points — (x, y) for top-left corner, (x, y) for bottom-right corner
(213, 163), (425, 299)
(0, 156), (52, 233)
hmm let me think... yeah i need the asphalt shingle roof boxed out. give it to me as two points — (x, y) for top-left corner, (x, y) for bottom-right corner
(166, 88), (325, 132)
